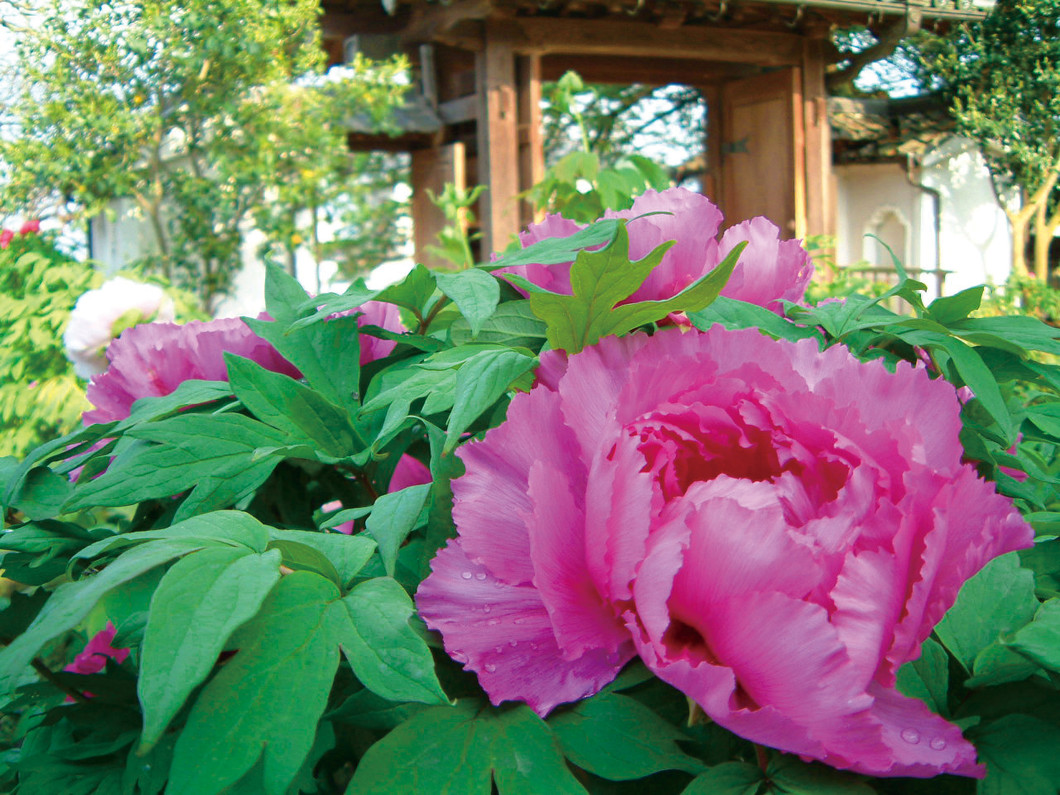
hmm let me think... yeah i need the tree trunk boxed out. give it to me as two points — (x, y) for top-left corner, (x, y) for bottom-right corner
(1034, 200), (1053, 281)
(1008, 206), (1031, 278)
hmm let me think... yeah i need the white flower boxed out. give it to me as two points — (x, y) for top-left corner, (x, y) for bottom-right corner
(64, 277), (176, 379)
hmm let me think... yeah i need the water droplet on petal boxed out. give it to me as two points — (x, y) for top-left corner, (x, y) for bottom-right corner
(494, 646), (504, 653)
(513, 618), (525, 625)
(900, 728), (921, 745)
(484, 663), (497, 673)
(482, 604), (492, 613)
(487, 618), (500, 626)
(929, 737), (946, 751)
(509, 640), (518, 647)
(474, 572), (487, 581)
(460, 571), (473, 580)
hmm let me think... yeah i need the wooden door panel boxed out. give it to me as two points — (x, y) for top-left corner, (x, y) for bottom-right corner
(720, 68), (804, 238)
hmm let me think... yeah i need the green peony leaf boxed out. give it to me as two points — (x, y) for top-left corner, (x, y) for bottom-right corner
(267, 527), (376, 589)
(935, 553), (1040, 676)
(449, 299), (549, 348)
(969, 715), (1060, 795)
(64, 414), (295, 515)
(348, 700), (587, 795)
(364, 483), (431, 576)
(166, 571), (342, 795)
(765, 754), (875, 794)
(244, 314), (363, 415)
(896, 637), (950, 716)
(225, 353), (362, 458)
(485, 218), (621, 271)
(436, 268), (501, 338)
(1006, 598), (1060, 672)
(445, 349), (536, 452)
(332, 575), (448, 705)
(0, 539), (203, 694)
(682, 762), (764, 795)
(138, 545), (282, 751)
(548, 692), (705, 780)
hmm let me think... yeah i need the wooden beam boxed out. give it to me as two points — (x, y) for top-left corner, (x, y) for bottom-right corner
(802, 39), (833, 239)
(402, 0), (492, 46)
(702, 84), (724, 208)
(540, 54), (760, 85)
(514, 18), (805, 65)
(475, 23), (522, 254)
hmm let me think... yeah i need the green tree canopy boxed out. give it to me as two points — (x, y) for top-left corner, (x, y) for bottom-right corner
(0, 0), (409, 309)
(920, 0), (1060, 280)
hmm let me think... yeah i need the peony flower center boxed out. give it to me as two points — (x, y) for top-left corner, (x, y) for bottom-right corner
(629, 399), (854, 509)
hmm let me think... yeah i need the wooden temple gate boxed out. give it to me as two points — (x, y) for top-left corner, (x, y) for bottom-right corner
(320, 0), (991, 266)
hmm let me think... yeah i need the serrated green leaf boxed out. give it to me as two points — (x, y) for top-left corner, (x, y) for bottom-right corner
(682, 762), (763, 795)
(112, 379), (235, 435)
(376, 264), (440, 320)
(1006, 598), (1060, 672)
(139, 546), (282, 751)
(226, 354), (360, 458)
(935, 553), (1040, 675)
(332, 576), (448, 704)
(513, 224), (671, 353)
(0, 539), (202, 694)
(348, 701), (586, 795)
(436, 269), (501, 337)
(365, 484), (430, 576)
(167, 571), (341, 795)
(549, 692), (705, 780)
(9, 466), (72, 520)
(445, 349), (536, 452)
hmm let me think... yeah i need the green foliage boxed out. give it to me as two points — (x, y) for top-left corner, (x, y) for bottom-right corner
(1, 226), (1060, 794)
(0, 0), (409, 308)
(0, 228), (98, 458)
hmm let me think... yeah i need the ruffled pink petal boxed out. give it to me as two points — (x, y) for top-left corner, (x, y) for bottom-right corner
(84, 318), (299, 424)
(862, 684), (984, 778)
(882, 468), (1033, 683)
(417, 540), (628, 715)
(526, 462), (630, 658)
(717, 216), (813, 312)
(454, 385), (586, 586)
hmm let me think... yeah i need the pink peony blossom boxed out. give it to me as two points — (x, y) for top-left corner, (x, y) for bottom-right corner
(354, 300), (405, 366)
(0, 230), (13, 249)
(64, 622), (129, 676)
(83, 317), (300, 424)
(19, 219), (40, 235)
(64, 277), (177, 379)
(494, 188), (813, 314)
(418, 327), (1033, 778)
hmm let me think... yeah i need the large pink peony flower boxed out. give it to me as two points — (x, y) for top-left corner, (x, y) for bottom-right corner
(494, 188), (813, 313)
(417, 327), (1033, 778)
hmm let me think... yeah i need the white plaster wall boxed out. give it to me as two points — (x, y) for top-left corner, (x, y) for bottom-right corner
(919, 137), (1012, 295)
(834, 138), (1013, 300)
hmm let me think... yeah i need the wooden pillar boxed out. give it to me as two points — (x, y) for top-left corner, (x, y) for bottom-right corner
(475, 23), (521, 255)
(702, 83), (724, 209)
(516, 54), (545, 228)
(412, 142), (467, 268)
(802, 39), (833, 239)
